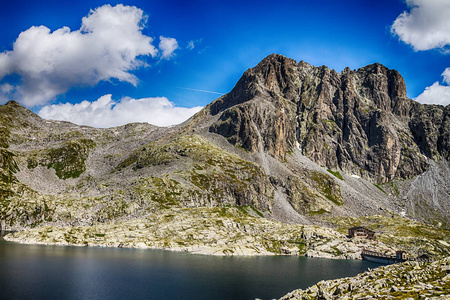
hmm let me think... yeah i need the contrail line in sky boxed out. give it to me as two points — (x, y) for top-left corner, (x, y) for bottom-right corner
(176, 87), (225, 95)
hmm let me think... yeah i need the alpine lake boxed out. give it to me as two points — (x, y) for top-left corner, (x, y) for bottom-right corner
(0, 232), (380, 299)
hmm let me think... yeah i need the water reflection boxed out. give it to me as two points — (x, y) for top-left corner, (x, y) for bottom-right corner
(0, 237), (380, 300)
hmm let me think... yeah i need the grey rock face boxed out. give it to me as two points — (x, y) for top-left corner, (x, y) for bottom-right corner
(210, 55), (298, 160)
(210, 54), (447, 185)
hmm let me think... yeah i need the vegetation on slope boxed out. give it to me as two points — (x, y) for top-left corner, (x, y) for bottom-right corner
(116, 134), (274, 210)
(27, 139), (96, 179)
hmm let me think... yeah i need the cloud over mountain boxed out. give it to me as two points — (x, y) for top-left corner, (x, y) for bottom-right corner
(38, 94), (203, 128)
(392, 0), (450, 105)
(0, 4), (177, 107)
(415, 68), (450, 105)
(391, 0), (450, 51)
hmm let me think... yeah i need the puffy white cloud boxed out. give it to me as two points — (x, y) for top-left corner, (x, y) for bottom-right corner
(159, 36), (178, 59)
(38, 94), (203, 128)
(0, 4), (162, 107)
(392, 2), (450, 105)
(391, 0), (450, 51)
(415, 68), (450, 105)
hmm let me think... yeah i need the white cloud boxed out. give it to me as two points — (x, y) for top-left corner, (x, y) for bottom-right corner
(0, 83), (14, 103)
(442, 67), (450, 85)
(415, 68), (450, 105)
(415, 82), (450, 105)
(392, 1), (450, 106)
(38, 94), (203, 128)
(187, 41), (195, 50)
(0, 4), (162, 107)
(391, 0), (450, 51)
(159, 36), (178, 59)
(0, 83), (14, 94)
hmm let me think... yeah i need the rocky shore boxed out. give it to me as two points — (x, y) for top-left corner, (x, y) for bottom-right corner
(4, 206), (392, 258)
(279, 257), (450, 299)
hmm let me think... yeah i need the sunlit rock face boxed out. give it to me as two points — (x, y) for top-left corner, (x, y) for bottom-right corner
(210, 54), (450, 185)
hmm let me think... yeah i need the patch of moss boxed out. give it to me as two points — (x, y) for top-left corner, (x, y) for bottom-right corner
(389, 181), (400, 196)
(309, 208), (330, 216)
(311, 171), (344, 206)
(0, 149), (20, 210)
(117, 142), (177, 171)
(331, 246), (343, 256)
(250, 205), (264, 217)
(374, 183), (386, 194)
(1, 149), (19, 179)
(0, 126), (10, 148)
(27, 139), (96, 179)
(327, 169), (344, 180)
(263, 239), (283, 253)
(236, 206), (249, 215)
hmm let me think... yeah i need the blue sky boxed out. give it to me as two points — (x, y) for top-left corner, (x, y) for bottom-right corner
(1, 0), (450, 127)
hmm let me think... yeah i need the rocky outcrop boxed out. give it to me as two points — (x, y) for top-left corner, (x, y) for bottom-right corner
(209, 101), (296, 160)
(279, 257), (450, 299)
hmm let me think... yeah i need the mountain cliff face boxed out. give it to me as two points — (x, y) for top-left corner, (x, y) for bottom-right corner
(1, 54), (450, 235)
(210, 54), (449, 184)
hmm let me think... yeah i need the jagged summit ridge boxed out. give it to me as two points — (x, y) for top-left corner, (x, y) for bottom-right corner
(210, 54), (449, 184)
(210, 54), (409, 115)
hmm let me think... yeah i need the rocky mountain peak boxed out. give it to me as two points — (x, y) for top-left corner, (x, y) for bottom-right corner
(209, 54), (300, 115)
(0, 100), (46, 129)
(210, 54), (449, 184)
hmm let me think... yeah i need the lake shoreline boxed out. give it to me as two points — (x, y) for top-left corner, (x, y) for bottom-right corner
(3, 236), (360, 259)
(3, 228), (378, 260)
(2, 208), (417, 260)
(278, 257), (450, 299)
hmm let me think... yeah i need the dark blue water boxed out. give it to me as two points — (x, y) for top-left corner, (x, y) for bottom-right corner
(0, 236), (380, 300)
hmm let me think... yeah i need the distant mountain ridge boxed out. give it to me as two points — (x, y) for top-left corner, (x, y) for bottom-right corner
(1, 54), (449, 235)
